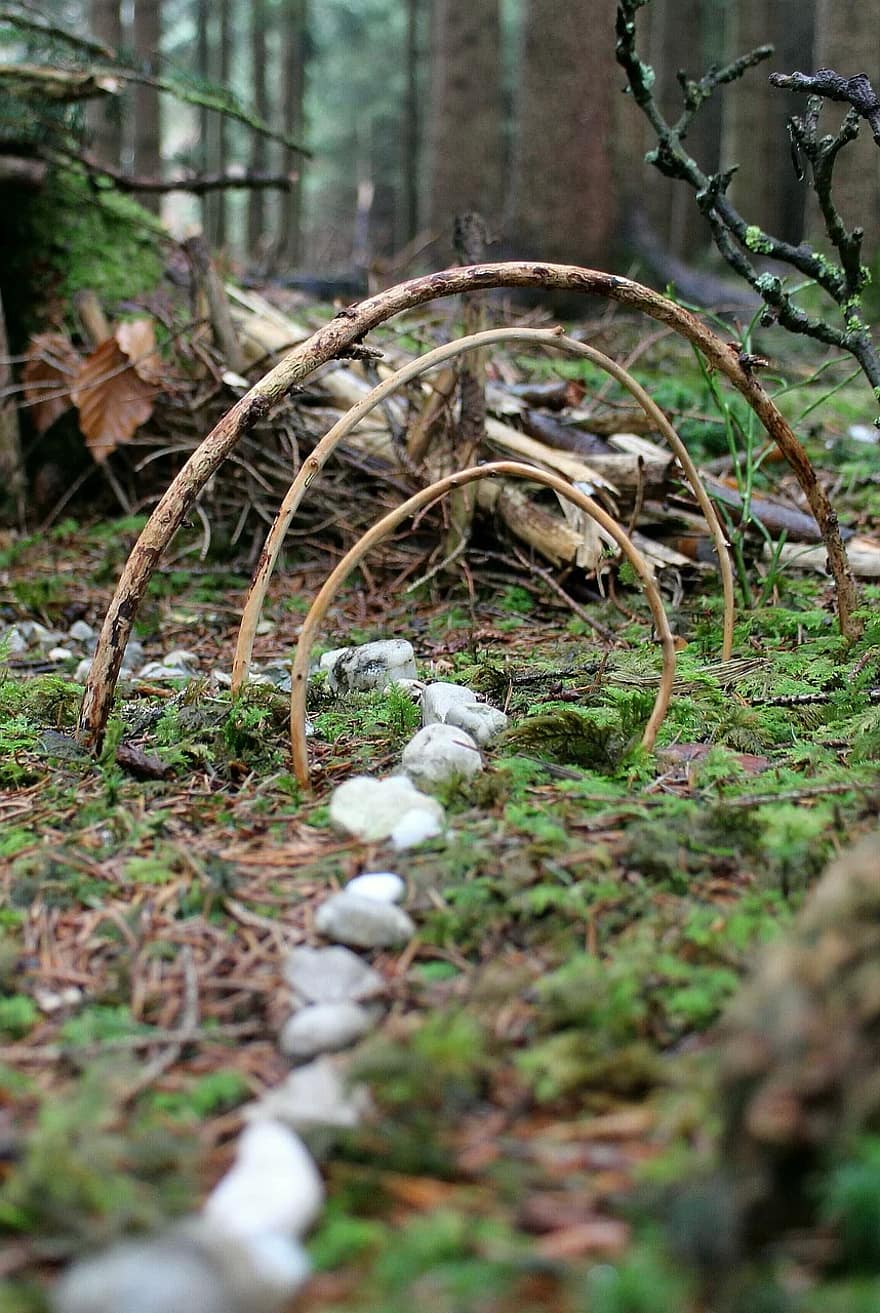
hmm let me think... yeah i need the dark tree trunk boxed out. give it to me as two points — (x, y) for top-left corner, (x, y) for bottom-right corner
(278, 0), (307, 269)
(427, 0), (503, 259)
(132, 0), (162, 214)
(511, 0), (617, 269)
(401, 0), (422, 244)
(88, 0), (123, 166)
(247, 0), (270, 260)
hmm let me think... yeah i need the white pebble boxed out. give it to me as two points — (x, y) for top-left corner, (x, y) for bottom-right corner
(283, 944), (385, 1005)
(315, 891), (415, 949)
(421, 681), (478, 726)
(445, 701), (508, 746)
(390, 809), (444, 849)
(279, 1002), (375, 1060)
(344, 872), (405, 904)
(328, 774), (444, 843)
(247, 1057), (372, 1137)
(401, 723), (483, 790)
(74, 658), (93, 683)
(320, 638), (417, 694)
(203, 1120), (324, 1240)
(48, 646), (74, 662)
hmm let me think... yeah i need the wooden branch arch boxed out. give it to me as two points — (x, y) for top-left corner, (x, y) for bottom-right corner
(77, 262), (859, 751)
(290, 461), (677, 789)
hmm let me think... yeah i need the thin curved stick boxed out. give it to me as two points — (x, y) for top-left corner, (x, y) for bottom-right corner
(290, 461), (678, 789)
(233, 327), (733, 691)
(78, 262), (858, 752)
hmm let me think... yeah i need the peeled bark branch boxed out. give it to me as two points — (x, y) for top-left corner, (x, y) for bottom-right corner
(76, 261), (860, 753)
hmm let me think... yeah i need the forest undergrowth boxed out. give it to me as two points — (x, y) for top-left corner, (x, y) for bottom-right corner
(1, 319), (880, 1313)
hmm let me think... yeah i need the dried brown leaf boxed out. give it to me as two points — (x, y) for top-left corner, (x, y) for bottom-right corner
(71, 337), (156, 463)
(22, 332), (81, 433)
(115, 318), (164, 384)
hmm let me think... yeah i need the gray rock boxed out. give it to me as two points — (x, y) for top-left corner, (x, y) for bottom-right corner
(328, 774), (444, 843)
(48, 646), (74, 662)
(401, 723), (483, 790)
(74, 658), (93, 683)
(283, 944), (385, 1005)
(279, 1001), (375, 1060)
(315, 891), (415, 949)
(122, 639), (146, 671)
(320, 639), (417, 695)
(344, 872), (405, 904)
(203, 1119), (324, 1239)
(445, 701), (508, 746)
(68, 619), (94, 643)
(247, 1057), (372, 1139)
(23, 621), (63, 649)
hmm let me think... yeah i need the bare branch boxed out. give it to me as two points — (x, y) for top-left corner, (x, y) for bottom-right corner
(770, 69), (880, 146)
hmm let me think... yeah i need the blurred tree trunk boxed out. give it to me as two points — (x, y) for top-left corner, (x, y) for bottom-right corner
(812, 0), (880, 256)
(511, 0), (617, 269)
(427, 0), (503, 259)
(205, 0), (231, 248)
(278, 0), (307, 269)
(401, 0), (422, 245)
(88, 0), (122, 166)
(196, 0), (210, 219)
(132, 0), (161, 213)
(724, 0), (814, 242)
(247, 0), (269, 261)
(644, 0), (722, 257)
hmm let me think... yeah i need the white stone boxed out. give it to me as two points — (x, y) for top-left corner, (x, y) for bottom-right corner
(445, 701), (508, 746)
(283, 944), (385, 1005)
(138, 661), (192, 682)
(315, 891), (415, 949)
(390, 809), (444, 849)
(2, 627), (26, 655)
(203, 1120), (324, 1240)
(48, 646), (74, 662)
(74, 658), (93, 683)
(279, 1001), (375, 1060)
(344, 872), (405, 904)
(320, 639), (417, 694)
(401, 723), (483, 790)
(328, 773), (444, 843)
(163, 649), (199, 671)
(421, 681), (478, 726)
(68, 619), (94, 643)
(247, 1057), (372, 1137)
(54, 1222), (310, 1313)
(53, 1234), (236, 1313)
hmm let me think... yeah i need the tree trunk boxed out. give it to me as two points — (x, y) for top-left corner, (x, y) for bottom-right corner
(812, 0), (880, 257)
(87, 0), (122, 167)
(401, 0), (422, 245)
(724, 0), (814, 242)
(206, 0), (232, 249)
(247, 0), (270, 262)
(132, 0), (162, 214)
(427, 0), (503, 259)
(278, 0), (307, 269)
(643, 0), (723, 258)
(510, 0), (617, 269)
(196, 0), (210, 229)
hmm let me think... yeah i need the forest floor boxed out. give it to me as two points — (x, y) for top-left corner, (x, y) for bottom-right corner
(1, 317), (880, 1313)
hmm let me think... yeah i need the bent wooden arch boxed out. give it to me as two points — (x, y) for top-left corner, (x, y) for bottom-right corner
(233, 326), (733, 693)
(290, 460), (678, 789)
(77, 261), (858, 752)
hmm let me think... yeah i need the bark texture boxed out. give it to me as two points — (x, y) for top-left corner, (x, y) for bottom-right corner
(132, 0), (161, 213)
(87, 0), (122, 166)
(427, 0), (503, 256)
(511, 0), (617, 269)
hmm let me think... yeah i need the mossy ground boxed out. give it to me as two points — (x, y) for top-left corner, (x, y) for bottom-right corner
(1, 339), (880, 1312)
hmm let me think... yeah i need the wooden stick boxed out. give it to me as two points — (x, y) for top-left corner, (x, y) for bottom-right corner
(77, 262), (858, 752)
(289, 460), (677, 788)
